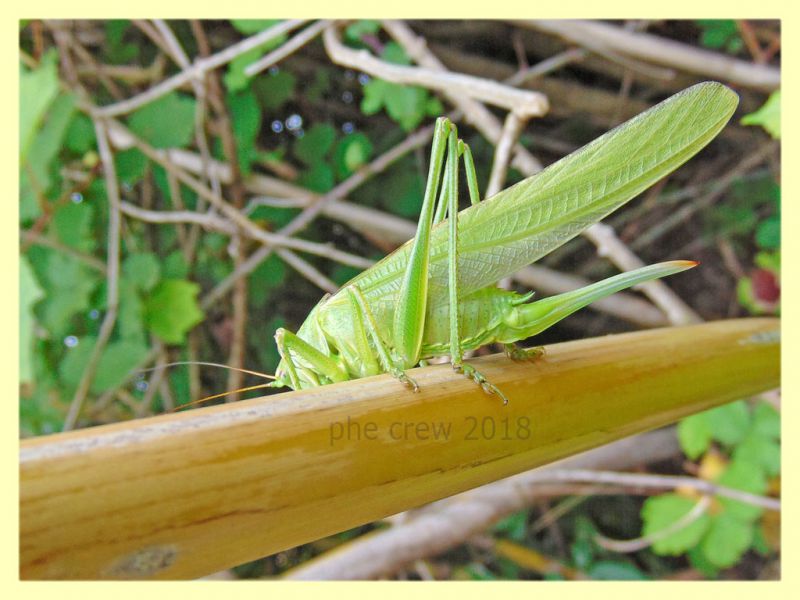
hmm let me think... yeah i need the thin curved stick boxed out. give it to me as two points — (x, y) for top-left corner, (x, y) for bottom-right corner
(95, 20), (308, 117)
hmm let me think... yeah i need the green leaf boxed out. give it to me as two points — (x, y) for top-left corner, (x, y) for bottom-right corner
(696, 20), (740, 51)
(687, 545), (720, 578)
(162, 250), (189, 279)
(678, 413), (713, 460)
(333, 133), (373, 179)
(65, 113), (97, 154)
(52, 202), (95, 253)
(230, 19), (282, 35)
(495, 556), (521, 580)
(717, 457), (768, 522)
(167, 355), (191, 410)
(20, 257), (45, 385)
(123, 253), (162, 292)
(144, 279), (205, 344)
(25, 92), (78, 191)
(59, 337), (149, 393)
(202, 232), (228, 253)
(36, 252), (100, 337)
(755, 249), (780, 273)
(705, 400), (751, 446)
(570, 538), (593, 571)
(92, 340), (150, 392)
(128, 92), (197, 148)
(751, 523), (770, 556)
(104, 20), (139, 64)
(570, 515), (597, 570)
(20, 50), (60, 163)
(224, 47), (263, 93)
(105, 19), (130, 48)
(294, 123), (336, 166)
(249, 202), (298, 229)
(20, 386), (64, 437)
(384, 85), (428, 131)
(755, 215), (780, 250)
(641, 493), (711, 555)
(492, 510), (528, 542)
(20, 170), (42, 223)
(587, 561), (648, 580)
(733, 431), (780, 478)
(145, 160), (172, 199)
(253, 69), (296, 110)
(425, 95), (445, 116)
(344, 20), (381, 43)
(228, 90), (262, 175)
(115, 148), (148, 185)
(298, 162), (335, 193)
(117, 280), (147, 344)
(700, 513), (754, 568)
(354, 42), (432, 131)
(463, 562), (497, 580)
(382, 41), (412, 65)
(249, 253), (287, 306)
(752, 401), (780, 439)
(741, 91), (780, 139)
(360, 78), (390, 115)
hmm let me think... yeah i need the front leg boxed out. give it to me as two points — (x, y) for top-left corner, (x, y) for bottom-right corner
(345, 286), (418, 392)
(274, 328), (349, 389)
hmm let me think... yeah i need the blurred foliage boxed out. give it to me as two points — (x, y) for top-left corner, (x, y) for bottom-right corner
(19, 19), (780, 580)
(695, 20), (744, 54)
(657, 400), (781, 572)
(704, 167), (780, 316)
(742, 90), (780, 140)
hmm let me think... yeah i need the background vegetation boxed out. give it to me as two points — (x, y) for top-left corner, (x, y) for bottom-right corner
(19, 19), (780, 580)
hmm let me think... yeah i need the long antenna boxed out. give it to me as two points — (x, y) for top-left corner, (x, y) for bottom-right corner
(172, 383), (278, 412)
(139, 361), (276, 380)
(137, 361), (280, 412)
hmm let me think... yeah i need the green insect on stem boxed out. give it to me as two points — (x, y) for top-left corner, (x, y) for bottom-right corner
(268, 82), (739, 403)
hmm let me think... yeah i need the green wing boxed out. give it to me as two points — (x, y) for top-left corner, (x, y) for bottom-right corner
(348, 82), (737, 307)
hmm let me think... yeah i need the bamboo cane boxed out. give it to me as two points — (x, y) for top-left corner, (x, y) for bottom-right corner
(20, 318), (779, 579)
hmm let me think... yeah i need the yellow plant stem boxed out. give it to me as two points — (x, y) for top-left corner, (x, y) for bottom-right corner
(20, 318), (779, 579)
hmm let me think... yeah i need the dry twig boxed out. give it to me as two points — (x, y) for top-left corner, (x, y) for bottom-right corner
(521, 20), (780, 91)
(324, 24), (548, 119)
(244, 20), (331, 77)
(96, 20), (308, 117)
(596, 496), (713, 553)
(104, 120), (374, 271)
(486, 111), (527, 198)
(63, 119), (122, 430)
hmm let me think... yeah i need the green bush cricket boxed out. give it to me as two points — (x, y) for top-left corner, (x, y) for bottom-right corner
(180, 82), (739, 406)
(263, 82), (739, 403)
